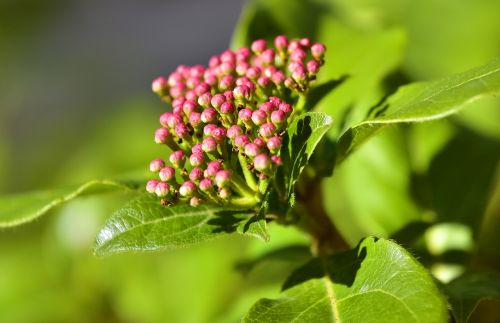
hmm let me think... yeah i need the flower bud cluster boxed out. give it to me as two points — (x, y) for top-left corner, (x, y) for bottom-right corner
(147, 36), (326, 206)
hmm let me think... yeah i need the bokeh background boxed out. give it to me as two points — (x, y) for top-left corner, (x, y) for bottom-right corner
(1, 0), (499, 322)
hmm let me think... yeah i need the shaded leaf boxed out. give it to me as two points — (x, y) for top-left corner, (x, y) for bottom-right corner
(94, 194), (260, 256)
(445, 272), (500, 323)
(0, 179), (137, 228)
(244, 237), (447, 323)
(337, 58), (500, 164)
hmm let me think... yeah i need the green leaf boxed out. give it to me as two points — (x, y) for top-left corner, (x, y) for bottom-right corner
(237, 205), (270, 242)
(445, 272), (500, 323)
(244, 237), (447, 323)
(275, 112), (333, 207)
(0, 179), (136, 228)
(94, 194), (263, 256)
(337, 58), (500, 164)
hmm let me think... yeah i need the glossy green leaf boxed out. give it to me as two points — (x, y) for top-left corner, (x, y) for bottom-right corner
(337, 58), (500, 164)
(0, 179), (137, 228)
(445, 272), (500, 323)
(94, 194), (263, 256)
(274, 112), (333, 207)
(244, 237), (447, 323)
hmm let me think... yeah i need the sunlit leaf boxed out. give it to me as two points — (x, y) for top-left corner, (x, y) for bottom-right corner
(0, 179), (137, 228)
(244, 237), (447, 322)
(337, 58), (500, 164)
(94, 194), (262, 256)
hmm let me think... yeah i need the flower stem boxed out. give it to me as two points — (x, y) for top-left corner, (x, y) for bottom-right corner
(238, 153), (259, 191)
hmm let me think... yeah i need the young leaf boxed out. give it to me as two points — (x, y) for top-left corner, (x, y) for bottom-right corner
(445, 272), (500, 323)
(244, 237), (448, 323)
(275, 112), (333, 206)
(94, 194), (263, 256)
(337, 58), (500, 164)
(0, 179), (137, 228)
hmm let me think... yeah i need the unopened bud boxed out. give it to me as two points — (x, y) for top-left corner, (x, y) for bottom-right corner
(159, 166), (176, 182)
(197, 92), (212, 108)
(251, 39), (267, 54)
(154, 128), (170, 144)
(146, 180), (159, 193)
(211, 94), (226, 109)
(238, 108), (253, 124)
(179, 181), (196, 197)
(244, 143), (260, 158)
(271, 109), (286, 125)
(201, 108), (218, 124)
(190, 196), (202, 207)
(218, 187), (231, 199)
(169, 150), (186, 168)
(233, 85), (252, 101)
(307, 60), (321, 74)
(234, 135), (250, 149)
(155, 182), (170, 197)
(203, 124), (217, 136)
(152, 76), (168, 94)
(189, 152), (205, 167)
(259, 123), (276, 138)
(199, 178), (214, 192)
(267, 136), (282, 153)
(150, 158), (165, 172)
(274, 35), (288, 52)
(252, 109), (267, 126)
(220, 101), (235, 114)
(205, 160), (222, 177)
(254, 154), (271, 172)
(215, 170), (231, 188)
(311, 43), (326, 60)
(202, 137), (218, 153)
(227, 125), (243, 139)
(271, 155), (283, 165)
(189, 167), (204, 182)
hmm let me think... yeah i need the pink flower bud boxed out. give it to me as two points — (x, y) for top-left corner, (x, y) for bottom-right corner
(236, 47), (251, 62)
(220, 61), (235, 75)
(174, 123), (189, 139)
(311, 43), (326, 60)
(236, 61), (249, 75)
(218, 187), (231, 199)
(292, 66), (307, 82)
(267, 136), (282, 153)
(299, 38), (311, 47)
(271, 155), (283, 165)
(202, 137), (218, 153)
(163, 112), (183, 128)
(169, 150), (185, 168)
(253, 137), (266, 148)
(279, 102), (292, 114)
(259, 102), (275, 114)
(186, 77), (200, 89)
(284, 77), (296, 88)
(260, 49), (275, 65)
(159, 166), (175, 182)
(288, 40), (301, 52)
(272, 71), (286, 85)
(274, 35), (288, 52)
(234, 135), (250, 149)
(244, 143), (260, 157)
(189, 112), (202, 127)
(195, 82), (210, 96)
(155, 182), (170, 197)
(220, 101), (234, 114)
(211, 94), (226, 109)
(190, 196), (202, 207)
(169, 84), (185, 99)
(227, 125), (243, 139)
(168, 72), (182, 86)
(199, 178), (213, 192)
(238, 108), (253, 123)
(205, 161), (222, 177)
(254, 154), (271, 172)
(211, 127), (227, 142)
(190, 65), (205, 78)
(307, 60), (321, 74)
(203, 124), (217, 136)
(269, 96), (281, 107)
(149, 158), (165, 172)
(257, 76), (270, 88)
(197, 92), (212, 108)
(219, 75), (235, 90)
(209, 55), (221, 68)
(192, 143), (202, 154)
(215, 170), (231, 188)
(223, 90), (234, 101)
(252, 109), (267, 126)
(246, 67), (261, 80)
(259, 123), (276, 138)
(179, 181), (196, 197)
(263, 66), (277, 78)
(288, 61), (303, 73)
(233, 85), (252, 101)
(185, 90), (197, 101)
(201, 107), (218, 123)
(146, 180), (159, 193)
(189, 152), (205, 167)
(271, 109), (286, 125)
(172, 97), (186, 110)
(220, 50), (236, 63)
(189, 167), (204, 182)
(251, 39), (267, 54)
(152, 76), (168, 94)
(154, 128), (170, 144)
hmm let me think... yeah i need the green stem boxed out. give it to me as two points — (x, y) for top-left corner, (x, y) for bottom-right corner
(238, 153), (258, 191)
(229, 195), (258, 207)
(231, 173), (257, 198)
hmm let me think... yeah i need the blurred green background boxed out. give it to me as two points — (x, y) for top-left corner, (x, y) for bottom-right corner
(1, 0), (499, 322)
